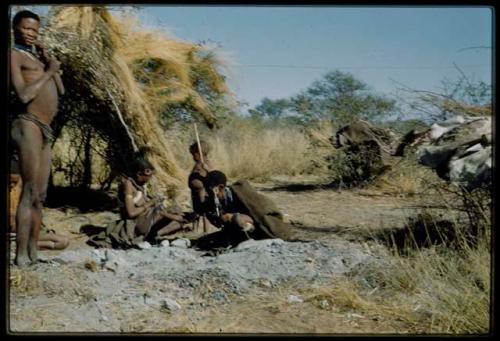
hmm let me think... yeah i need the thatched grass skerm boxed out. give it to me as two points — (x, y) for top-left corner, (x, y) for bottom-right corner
(42, 6), (232, 197)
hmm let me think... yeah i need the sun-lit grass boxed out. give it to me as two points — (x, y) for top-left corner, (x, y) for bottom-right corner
(165, 117), (327, 182)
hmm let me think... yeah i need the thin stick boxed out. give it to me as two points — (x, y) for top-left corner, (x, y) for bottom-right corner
(107, 89), (139, 153)
(194, 123), (204, 163)
(194, 123), (207, 233)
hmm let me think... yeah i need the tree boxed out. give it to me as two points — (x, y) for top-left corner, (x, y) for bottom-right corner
(288, 70), (396, 125)
(249, 70), (396, 127)
(248, 98), (290, 121)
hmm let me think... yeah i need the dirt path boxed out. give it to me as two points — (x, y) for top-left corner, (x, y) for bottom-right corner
(8, 176), (446, 334)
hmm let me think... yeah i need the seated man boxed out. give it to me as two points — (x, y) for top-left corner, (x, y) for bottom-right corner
(188, 140), (215, 215)
(201, 170), (291, 247)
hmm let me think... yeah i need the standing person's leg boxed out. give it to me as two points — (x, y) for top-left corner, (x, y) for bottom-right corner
(30, 142), (53, 260)
(12, 120), (43, 266)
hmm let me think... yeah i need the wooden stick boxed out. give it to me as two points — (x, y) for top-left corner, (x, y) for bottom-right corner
(193, 123), (207, 233)
(194, 123), (204, 163)
(107, 89), (139, 153)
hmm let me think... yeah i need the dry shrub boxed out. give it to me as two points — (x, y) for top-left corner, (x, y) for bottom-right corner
(9, 270), (42, 297)
(347, 234), (490, 334)
(369, 149), (444, 196)
(51, 127), (110, 187)
(357, 188), (491, 333)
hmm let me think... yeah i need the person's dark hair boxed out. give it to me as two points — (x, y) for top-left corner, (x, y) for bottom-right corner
(130, 148), (154, 175)
(13, 10), (40, 27)
(189, 140), (211, 155)
(205, 170), (227, 188)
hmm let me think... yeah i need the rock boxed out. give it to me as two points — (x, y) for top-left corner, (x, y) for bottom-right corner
(161, 240), (170, 247)
(171, 238), (191, 249)
(259, 279), (272, 288)
(234, 239), (285, 252)
(161, 298), (181, 311)
(137, 241), (152, 250)
(50, 250), (83, 264)
(346, 312), (365, 319)
(287, 295), (303, 304)
(212, 291), (228, 302)
(103, 250), (127, 272)
(92, 249), (106, 262)
(319, 299), (330, 310)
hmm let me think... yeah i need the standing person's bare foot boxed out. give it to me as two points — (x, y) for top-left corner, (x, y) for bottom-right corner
(15, 252), (31, 267)
(28, 239), (38, 264)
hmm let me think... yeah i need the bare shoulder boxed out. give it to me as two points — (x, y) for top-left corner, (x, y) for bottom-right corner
(10, 48), (22, 62)
(122, 178), (135, 193)
(206, 159), (215, 170)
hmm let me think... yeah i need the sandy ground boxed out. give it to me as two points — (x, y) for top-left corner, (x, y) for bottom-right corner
(8, 175), (454, 334)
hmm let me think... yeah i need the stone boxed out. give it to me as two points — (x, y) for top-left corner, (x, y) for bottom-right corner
(161, 298), (181, 311)
(234, 239), (285, 252)
(137, 241), (152, 250)
(161, 240), (170, 247)
(287, 295), (303, 304)
(319, 299), (330, 310)
(171, 238), (191, 249)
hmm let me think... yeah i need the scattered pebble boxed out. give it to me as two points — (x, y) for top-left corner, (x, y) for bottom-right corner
(161, 298), (181, 311)
(287, 295), (303, 304)
(171, 238), (191, 249)
(137, 241), (152, 250)
(319, 299), (330, 310)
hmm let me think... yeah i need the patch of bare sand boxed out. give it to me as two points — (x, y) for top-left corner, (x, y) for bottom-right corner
(9, 176), (444, 334)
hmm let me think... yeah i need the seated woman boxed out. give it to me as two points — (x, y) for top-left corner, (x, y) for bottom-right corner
(88, 151), (189, 248)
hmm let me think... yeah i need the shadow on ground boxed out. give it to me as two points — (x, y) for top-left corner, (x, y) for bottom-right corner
(46, 185), (118, 213)
(290, 217), (461, 255)
(259, 180), (345, 193)
(79, 224), (107, 236)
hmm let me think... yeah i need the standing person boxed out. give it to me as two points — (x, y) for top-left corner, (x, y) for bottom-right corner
(10, 10), (65, 266)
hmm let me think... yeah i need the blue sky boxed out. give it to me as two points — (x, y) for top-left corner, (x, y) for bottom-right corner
(23, 5), (493, 112)
(137, 6), (492, 110)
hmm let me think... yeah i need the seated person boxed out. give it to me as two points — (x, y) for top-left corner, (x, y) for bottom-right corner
(9, 160), (69, 251)
(188, 140), (215, 215)
(88, 151), (189, 248)
(202, 170), (292, 247)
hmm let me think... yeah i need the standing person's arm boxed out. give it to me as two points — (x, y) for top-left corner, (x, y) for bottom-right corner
(52, 73), (65, 95)
(10, 50), (60, 103)
(35, 41), (65, 95)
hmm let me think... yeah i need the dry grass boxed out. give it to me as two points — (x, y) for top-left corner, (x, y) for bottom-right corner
(41, 6), (232, 196)
(351, 182), (492, 334)
(368, 150), (444, 197)
(165, 117), (325, 182)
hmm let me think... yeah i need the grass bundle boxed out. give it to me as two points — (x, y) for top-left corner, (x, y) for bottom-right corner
(42, 6), (231, 197)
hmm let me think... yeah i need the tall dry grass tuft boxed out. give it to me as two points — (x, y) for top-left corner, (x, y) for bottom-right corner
(352, 180), (491, 334)
(165, 118), (324, 182)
